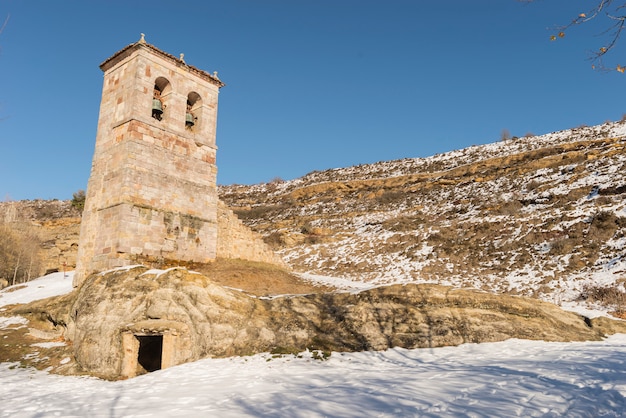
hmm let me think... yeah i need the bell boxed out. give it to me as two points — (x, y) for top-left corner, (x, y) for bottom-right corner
(152, 99), (163, 120)
(152, 99), (163, 113)
(186, 112), (195, 127)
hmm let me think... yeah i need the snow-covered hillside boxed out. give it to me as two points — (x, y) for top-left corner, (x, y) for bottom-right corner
(1, 275), (626, 417)
(221, 121), (626, 317)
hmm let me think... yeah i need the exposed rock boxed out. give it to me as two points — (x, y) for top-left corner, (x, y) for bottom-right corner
(13, 266), (625, 380)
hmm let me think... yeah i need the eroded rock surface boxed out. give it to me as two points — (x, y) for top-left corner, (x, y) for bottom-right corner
(14, 266), (626, 379)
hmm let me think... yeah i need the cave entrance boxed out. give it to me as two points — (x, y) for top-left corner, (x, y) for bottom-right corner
(121, 325), (183, 379)
(136, 334), (163, 372)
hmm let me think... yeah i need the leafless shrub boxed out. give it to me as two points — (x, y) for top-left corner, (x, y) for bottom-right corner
(588, 210), (621, 241)
(598, 184), (626, 196)
(0, 223), (44, 286)
(550, 238), (576, 255)
(300, 222), (314, 235)
(592, 210), (618, 227)
(263, 232), (285, 249)
(233, 202), (293, 220)
(526, 180), (540, 191)
(382, 214), (424, 232)
(376, 190), (406, 205)
(304, 235), (324, 245)
(233, 206), (272, 220)
(577, 284), (626, 313)
(494, 199), (523, 216)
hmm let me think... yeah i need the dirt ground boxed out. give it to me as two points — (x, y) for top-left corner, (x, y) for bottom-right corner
(0, 315), (81, 375)
(194, 258), (334, 296)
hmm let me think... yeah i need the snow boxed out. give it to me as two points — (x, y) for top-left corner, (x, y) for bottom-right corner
(0, 272), (74, 308)
(1, 337), (626, 417)
(0, 316), (28, 328)
(1, 273), (626, 416)
(297, 272), (374, 291)
(30, 342), (66, 348)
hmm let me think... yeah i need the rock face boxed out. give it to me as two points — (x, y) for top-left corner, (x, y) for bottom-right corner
(44, 267), (618, 379)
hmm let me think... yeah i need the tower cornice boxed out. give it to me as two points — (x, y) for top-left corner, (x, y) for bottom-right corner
(100, 35), (225, 88)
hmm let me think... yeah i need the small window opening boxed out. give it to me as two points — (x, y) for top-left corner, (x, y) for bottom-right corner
(137, 334), (163, 372)
(152, 87), (164, 121)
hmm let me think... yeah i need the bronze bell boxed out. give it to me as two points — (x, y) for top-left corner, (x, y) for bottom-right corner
(186, 112), (195, 127)
(152, 99), (163, 119)
(152, 99), (163, 112)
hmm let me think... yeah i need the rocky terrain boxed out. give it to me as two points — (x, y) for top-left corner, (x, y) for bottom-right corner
(220, 121), (626, 316)
(0, 200), (81, 285)
(9, 266), (626, 380)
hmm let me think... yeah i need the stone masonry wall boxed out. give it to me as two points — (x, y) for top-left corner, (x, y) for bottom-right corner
(216, 201), (284, 266)
(74, 41), (222, 286)
(0, 198), (283, 279)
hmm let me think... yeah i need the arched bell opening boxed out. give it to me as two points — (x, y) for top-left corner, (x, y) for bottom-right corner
(185, 91), (202, 130)
(152, 77), (171, 121)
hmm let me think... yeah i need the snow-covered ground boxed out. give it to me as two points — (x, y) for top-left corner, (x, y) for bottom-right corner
(0, 272), (74, 309)
(2, 335), (626, 418)
(1, 273), (626, 417)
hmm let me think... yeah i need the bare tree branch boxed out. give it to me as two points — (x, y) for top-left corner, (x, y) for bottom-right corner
(520, 0), (626, 71)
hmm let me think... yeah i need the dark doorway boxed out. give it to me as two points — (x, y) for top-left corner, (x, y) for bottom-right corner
(136, 335), (163, 372)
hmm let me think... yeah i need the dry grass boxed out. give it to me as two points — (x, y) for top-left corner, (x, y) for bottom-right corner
(195, 258), (334, 296)
(382, 214), (425, 232)
(0, 319), (80, 376)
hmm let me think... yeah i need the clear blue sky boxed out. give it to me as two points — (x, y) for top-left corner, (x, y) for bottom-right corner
(0, 0), (623, 201)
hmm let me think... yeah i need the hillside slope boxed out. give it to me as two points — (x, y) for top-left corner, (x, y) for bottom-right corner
(220, 121), (626, 316)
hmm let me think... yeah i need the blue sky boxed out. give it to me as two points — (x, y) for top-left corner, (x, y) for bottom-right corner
(0, 0), (623, 201)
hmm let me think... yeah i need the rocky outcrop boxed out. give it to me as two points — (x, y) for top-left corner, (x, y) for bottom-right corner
(18, 267), (624, 380)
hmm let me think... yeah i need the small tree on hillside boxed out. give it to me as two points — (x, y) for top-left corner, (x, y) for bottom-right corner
(71, 189), (86, 213)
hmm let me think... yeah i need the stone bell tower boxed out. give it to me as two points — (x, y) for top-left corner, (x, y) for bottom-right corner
(74, 34), (224, 287)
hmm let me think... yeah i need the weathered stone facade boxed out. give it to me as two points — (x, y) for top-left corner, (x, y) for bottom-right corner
(74, 36), (224, 286)
(216, 201), (285, 266)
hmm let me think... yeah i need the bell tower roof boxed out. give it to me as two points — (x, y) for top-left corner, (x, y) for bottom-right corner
(99, 34), (225, 88)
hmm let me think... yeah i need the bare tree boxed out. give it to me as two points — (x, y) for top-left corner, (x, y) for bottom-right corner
(0, 223), (44, 286)
(521, 0), (626, 71)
